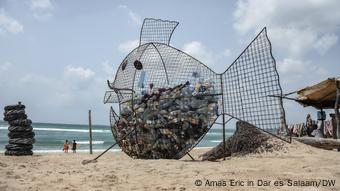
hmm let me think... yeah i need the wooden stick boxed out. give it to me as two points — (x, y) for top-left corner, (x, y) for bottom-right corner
(335, 80), (340, 140)
(293, 137), (340, 150)
(89, 110), (93, 155)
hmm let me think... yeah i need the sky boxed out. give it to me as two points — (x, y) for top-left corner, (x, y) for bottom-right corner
(0, 0), (339, 125)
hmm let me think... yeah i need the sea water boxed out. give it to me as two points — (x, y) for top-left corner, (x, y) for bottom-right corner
(0, 121), (235, 153)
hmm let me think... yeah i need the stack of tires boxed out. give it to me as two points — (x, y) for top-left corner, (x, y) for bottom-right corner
(3, 102), (35, 156)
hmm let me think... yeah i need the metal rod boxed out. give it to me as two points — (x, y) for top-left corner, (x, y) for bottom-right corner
(88, 110), (93, 155)
(187, 153), (195, 161)
(177, 114), (221, 159)
(82, 128), (137, 165)
(95, 129), (135, 160)
(268, 95), (299, 102)
(219, 75), (226, 160)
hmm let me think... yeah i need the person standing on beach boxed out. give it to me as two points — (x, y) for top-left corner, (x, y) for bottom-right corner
(72, 140), (77, 153)
(306, 114), (313, 136)
(63, 140), (69, 153)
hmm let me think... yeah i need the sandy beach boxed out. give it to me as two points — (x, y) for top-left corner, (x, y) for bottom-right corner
(0, 141), (339, 191)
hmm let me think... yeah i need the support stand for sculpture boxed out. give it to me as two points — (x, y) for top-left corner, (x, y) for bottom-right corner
(220, 75), (226, 160)
(82, 128), (137, 165)
(185, 117), (233, 161)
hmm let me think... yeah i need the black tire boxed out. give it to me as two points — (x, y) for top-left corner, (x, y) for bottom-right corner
(5, 144), (33, 151)
(3, 113), (27, 121)
(9, 119), (32, 126)
(4, 109), (25, 116)
(5, 150), (33, 156)
(8, 125), (33, 132)
(4, 104), (25, 111)
(9, 138), (35, 145)
(8, 131), (35, 139)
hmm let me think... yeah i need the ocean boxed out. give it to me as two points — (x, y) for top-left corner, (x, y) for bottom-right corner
(0, 121), (235, 153)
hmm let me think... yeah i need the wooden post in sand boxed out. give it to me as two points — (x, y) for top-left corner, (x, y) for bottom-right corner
(335, 80), (340, 140)
(89, 110), (93, 154)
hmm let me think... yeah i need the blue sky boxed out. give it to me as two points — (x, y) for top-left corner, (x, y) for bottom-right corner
(0, 0), (339, 125)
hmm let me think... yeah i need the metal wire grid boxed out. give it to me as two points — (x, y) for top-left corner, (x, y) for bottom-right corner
(132, 43), (221, 96)
(107, 39), (284, 132)
(220, 28), (283, 132)
(105, 18), (289, 154)
(140, 18), (179, 45)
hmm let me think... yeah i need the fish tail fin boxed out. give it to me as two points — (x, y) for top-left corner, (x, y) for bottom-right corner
(220, 27), (287, 134)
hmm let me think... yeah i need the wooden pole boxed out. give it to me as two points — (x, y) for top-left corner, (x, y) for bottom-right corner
(89, 110), (93, 154)
(335, 80), (340, 140)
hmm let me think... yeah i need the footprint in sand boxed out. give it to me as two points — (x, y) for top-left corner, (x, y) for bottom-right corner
(56, 178), (64, 183)
(18, 165), (26, 169)
(0, 162), (8, 168)
(104, 174), (118, 183)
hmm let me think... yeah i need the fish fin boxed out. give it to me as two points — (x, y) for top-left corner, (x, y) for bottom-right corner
(104, 90), (120, 103)
(221, 27), (287, 133)
(139, 18), (179, 45)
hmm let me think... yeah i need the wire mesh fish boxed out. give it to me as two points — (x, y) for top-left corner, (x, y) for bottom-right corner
(104, 18), (287, 159)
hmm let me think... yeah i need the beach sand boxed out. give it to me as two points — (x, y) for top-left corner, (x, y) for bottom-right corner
(0, 141), (339, 191)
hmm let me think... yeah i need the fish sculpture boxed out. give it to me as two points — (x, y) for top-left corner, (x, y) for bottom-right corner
(104, 18), (286, 159)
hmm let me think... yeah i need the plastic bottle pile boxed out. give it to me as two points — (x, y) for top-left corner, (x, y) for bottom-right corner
(3, 102), (35, 156)
(112, 81), (219, 159)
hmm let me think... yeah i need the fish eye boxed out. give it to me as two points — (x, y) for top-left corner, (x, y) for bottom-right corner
(121, 60), (128, 71)
(134, 60), (143, 70)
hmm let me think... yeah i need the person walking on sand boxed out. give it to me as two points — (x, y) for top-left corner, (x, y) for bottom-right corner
(72, 140), (77, 153)
(63, 140), (69, 153)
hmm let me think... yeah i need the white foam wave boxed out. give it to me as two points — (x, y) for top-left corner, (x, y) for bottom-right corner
(1, 126), (110, 133)
(33, 127), (110, 133)
(0, 149), (121, 153)
(0, 126), (8, 130)
(193, 147), (213, 149)
(33, 149), (121, 153)
(75, 141), (104, 145)
(210, 140), (222, 143)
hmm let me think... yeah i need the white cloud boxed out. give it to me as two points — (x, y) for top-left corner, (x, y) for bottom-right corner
(20, 73), (52, 84)
(0, 62), (112, 124)
(0, 9), (23, 34)
(278, 58), (307, 74)
(0, 61), (12, 73)
(101, 60), (117, 79)
(183, 41), (215, 66)
(64, 65), (95, 79)
(118, 39), (139, 53)
(233, 0), (340, 57)
(30, 0), (54, 21)
(223, 49), (231, 57)
(118, 5), (142, 26)
(30, 0), (53, 10)
(313, 34), (338, 55)
(278, 58), (329, 84)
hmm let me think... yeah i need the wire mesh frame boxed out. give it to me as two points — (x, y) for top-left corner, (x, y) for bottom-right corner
(106, 43), (288, 136)
(139, 18), (179, 46)
(105, 18), (290, 159)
